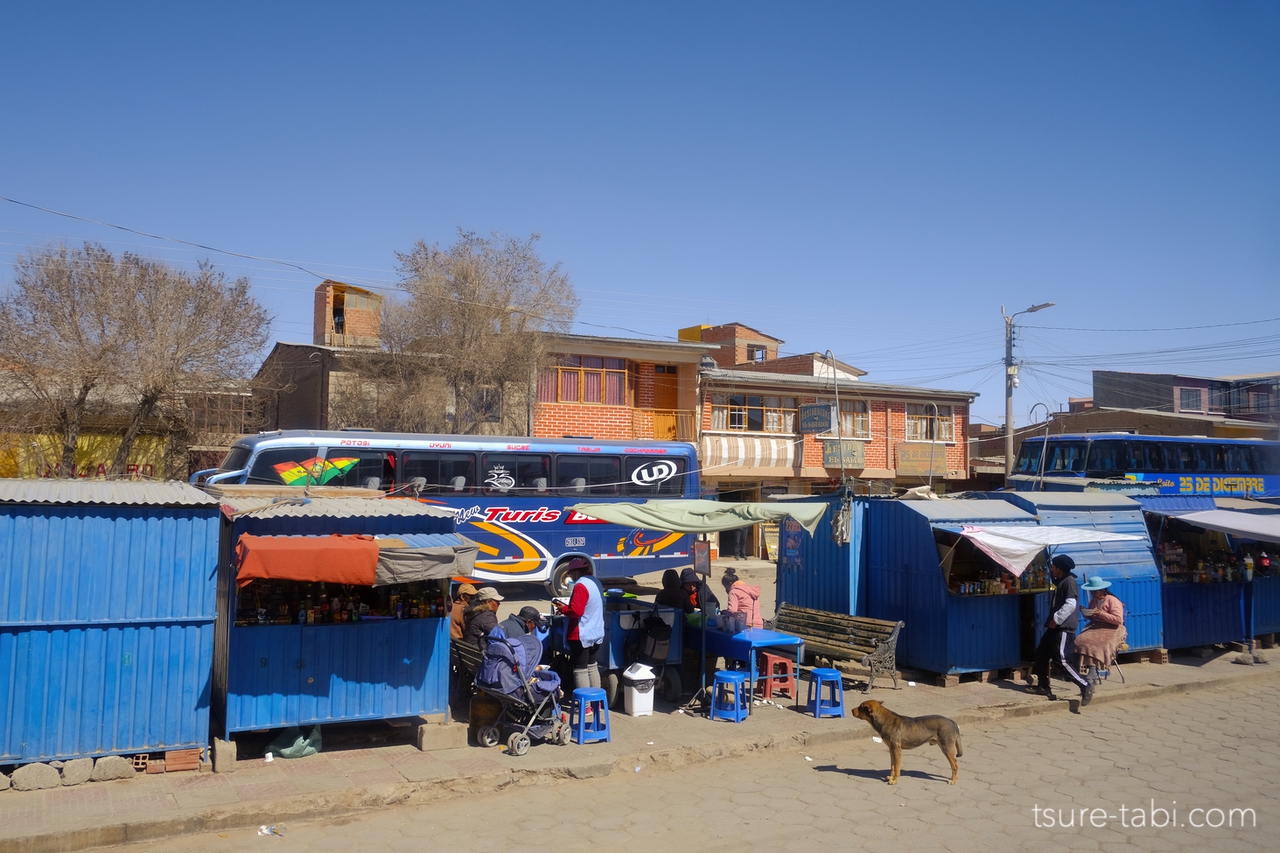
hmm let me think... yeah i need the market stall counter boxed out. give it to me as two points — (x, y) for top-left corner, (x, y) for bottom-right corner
(549, 593), (684, 706)
(1138, 497), (1280, 647)
(211, 493), (477, 739)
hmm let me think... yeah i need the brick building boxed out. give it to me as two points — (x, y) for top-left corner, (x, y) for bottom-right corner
(532, 334), (715, 442)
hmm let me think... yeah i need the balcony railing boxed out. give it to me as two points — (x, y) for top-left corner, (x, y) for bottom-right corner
(633, 409), (696, 442)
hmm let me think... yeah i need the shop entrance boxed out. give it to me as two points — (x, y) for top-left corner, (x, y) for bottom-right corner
(718, 486), (759, 559)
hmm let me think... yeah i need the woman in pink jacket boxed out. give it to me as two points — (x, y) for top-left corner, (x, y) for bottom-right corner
(721, 569), (763, 629)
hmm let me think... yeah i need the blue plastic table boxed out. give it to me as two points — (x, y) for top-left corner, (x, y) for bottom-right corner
(683, 626), (804, 715)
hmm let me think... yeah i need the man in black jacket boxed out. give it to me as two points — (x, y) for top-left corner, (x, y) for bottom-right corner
(1031, 555), (1094, 707)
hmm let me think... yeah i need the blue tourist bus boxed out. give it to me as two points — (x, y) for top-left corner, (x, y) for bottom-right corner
(1010, 433), (1280, 498)
(193, 430), (699, 593)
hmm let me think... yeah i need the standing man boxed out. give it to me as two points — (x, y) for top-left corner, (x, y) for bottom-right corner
(1031, 555), (1094, 707)
(561, 557), (604, 691)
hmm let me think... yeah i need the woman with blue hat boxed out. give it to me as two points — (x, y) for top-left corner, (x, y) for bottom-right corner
(1074, 576), (1126, 677)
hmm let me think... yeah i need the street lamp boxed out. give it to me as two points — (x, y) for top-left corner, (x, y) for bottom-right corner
(1004, 302), (1054, 482)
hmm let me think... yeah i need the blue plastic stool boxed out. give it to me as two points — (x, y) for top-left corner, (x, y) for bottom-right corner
(709, 670), (750, 723)
(571, 687), (611, 744)
(806, 667), (845, 718)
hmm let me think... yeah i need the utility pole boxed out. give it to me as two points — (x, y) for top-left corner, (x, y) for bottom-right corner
(1003, 302), (1055, 482)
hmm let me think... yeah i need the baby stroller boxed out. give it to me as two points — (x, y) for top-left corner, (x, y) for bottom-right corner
(473, 627), (570, 755)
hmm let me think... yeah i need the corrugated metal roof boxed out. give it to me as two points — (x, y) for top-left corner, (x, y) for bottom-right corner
(218, 496), (457, 520)
(0, 479), (217, 507)
(895, 498), (1036, 524)
(987, 492), (1141, 511)
(1131, 495), (1217, 515)
(385, 533), (472, 548)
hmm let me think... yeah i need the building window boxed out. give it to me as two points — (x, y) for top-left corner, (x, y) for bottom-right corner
(1177, 387), (1205, 412)
(1250, 391), (1272, 413)
(823, 399), (870, 439)
(746, 345), (767, 362)
(537, 356), (633, 406)
(905, 403), (954, 441)
(710, 393), (796, 433)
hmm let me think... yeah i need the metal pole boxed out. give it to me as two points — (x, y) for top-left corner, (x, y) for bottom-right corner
(1004, 313), (1016, 483)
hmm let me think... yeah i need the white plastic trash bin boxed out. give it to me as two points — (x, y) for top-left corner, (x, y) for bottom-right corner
(622, 662), (656, 716)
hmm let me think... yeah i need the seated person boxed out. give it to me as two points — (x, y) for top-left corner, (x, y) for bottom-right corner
(1074, 577), (1126, 672)
(720, 568), (763, 629)
(499, 606), (547, 639)
(461, 587), (504, 647)
(654, 568), (694, 613)
(680, 567), (720, 618)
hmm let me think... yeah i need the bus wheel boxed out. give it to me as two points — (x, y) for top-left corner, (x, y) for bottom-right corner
(547, 560), (580, 598)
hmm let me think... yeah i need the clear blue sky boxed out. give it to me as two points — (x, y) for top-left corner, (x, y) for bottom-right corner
(3, 2), (1277, 428)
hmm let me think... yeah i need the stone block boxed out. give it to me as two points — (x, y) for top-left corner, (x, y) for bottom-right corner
(90, 755), (137, 782)
(416, 722), (469, 752)
(211, 737), (236, 774)
(0, 771), (10, 791)
(60, 757), (94, 786)
(12, 763), (62, 791)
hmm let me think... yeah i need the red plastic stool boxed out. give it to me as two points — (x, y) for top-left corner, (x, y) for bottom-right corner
(756, 652), (796, 699)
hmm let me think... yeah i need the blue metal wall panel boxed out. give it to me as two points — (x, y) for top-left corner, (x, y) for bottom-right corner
(1250, 577), (1280, 635)
(225, 620), (448, 733)
(1161, 582), (1246, 648)
(776, 494), (866, 616)
(995, 494), (1164, 652)
(219, 509), (455, 735)
(865, 499), (1039, 674)
(0, 505), (219, 762)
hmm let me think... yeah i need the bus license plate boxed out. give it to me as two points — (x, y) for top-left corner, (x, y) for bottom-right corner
(565, 537), (586, 548)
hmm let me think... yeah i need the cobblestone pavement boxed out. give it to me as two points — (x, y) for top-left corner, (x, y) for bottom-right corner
(115, 678), (1279, 853)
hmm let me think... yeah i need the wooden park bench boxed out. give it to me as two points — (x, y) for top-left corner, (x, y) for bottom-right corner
(774, 603), (904, 690)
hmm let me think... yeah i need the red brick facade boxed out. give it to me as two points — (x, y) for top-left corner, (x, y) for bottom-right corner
(313, 281), (383, 348)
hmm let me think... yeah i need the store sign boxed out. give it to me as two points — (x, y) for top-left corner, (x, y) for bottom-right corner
(798, 404), (832, 435)
(896, 442), (948, 477)
(823, 439), (864, 468)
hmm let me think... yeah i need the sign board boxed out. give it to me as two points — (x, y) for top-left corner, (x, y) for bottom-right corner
(692, 540), (711, 576)
(798, 404), (832, 435)
(822, 439), (865, 468)
(896, 442), (949, 477)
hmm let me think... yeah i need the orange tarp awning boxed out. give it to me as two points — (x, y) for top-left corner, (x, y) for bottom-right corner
(235, 533), (379, 587)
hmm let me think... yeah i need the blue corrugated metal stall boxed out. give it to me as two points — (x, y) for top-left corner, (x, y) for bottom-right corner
(1134, 496), (1246, 649)
(866, 499), (1043, 675)
(991, 493), (1164, 652)
(776, 492), (867, 616)
(0, 481), (220, 763)
(213, 497), (463, 738)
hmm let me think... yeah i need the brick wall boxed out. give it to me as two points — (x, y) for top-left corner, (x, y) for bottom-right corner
(533, 403), (635, 440)
(701, 391), (969, 477)
(313, 281), (383, 347)
(699, 324), (780, 367)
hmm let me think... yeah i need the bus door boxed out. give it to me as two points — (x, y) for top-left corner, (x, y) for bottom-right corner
(555, 455), (622, 559)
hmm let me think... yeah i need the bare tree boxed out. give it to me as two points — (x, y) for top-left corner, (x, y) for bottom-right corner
(389, 229), (578, 434)
(0, 244), (129, 476)
(0, 243), (272, 478)
(108, 259), (272, 475)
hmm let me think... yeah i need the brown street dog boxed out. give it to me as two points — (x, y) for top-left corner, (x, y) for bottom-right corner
(851, 700), (963, 785)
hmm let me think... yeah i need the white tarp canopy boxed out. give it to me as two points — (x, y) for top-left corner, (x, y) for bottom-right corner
(567, 499), (827, 536)
(1176, 510), (1280, 546)
(950, 525), (1146, 577)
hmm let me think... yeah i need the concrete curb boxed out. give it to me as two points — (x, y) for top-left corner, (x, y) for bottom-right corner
(11, 666), (1280, 853)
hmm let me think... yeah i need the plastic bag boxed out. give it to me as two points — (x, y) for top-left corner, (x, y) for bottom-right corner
(266, 725), (322, 759)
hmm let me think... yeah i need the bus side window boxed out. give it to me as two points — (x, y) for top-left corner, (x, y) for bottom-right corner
(1014, 441), (1043, 474)
(555, 455), (621, 496)
(481, 453), (551, 495)
(1086, 440), (1125, 476)
(1132, 442), (1163, 472)
(1225, 446), (1256, 473)
(402, 452), (476, 494)
(246, 448), (325, 486)
(322, 449), (395, 490)
(625, 456), (688, 497)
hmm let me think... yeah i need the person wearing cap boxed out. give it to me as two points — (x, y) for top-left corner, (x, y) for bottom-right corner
(1074, 577), (1126, 675)
(560, 557), (605, 690)
(654, 569), (694, 614)
(499, 606), (547, 639)
(449, 583), (478, 641)
(1031, 554), (1093, 706)
(462, 586), (504, 647)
